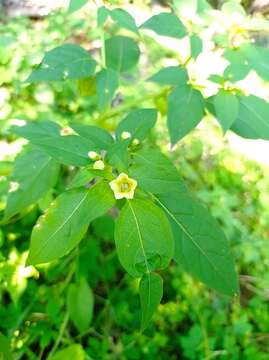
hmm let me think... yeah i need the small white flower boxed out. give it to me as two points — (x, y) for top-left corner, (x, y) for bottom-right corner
(109, 173), (137, 200)
(88, 151), (99, 160)
(93, 160), (105, 170)
(132, 138), (140, 146)
(121, 131), (131, 140)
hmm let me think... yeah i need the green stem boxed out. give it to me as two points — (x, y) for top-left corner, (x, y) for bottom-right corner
(47, 311), (69, 359)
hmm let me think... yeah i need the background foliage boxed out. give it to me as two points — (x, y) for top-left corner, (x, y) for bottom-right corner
(0, 0), (269, 359)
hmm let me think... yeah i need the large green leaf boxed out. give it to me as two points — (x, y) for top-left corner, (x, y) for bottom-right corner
(0, 333), (12, 360)
(139, 272), (163, 331)
(13, 121), (96, 166)
(96, 68), (119, 109)
(167, 85), (205, 145)
(116, 108), (157, 141)
(213, 90), (239, 133)
(67, 278), (94, 332)
(26, 44), (96, 82)
(70, 123), (114, 150)
(50, 344), (84, 360)
(231, 95), (269, 140)
(148, 66), (188, 86)
(129, 148), (186, 194)
(154, 191), (239, 296)
(140, 13), (186, 39)
(106, 140), (129, 171)
(115, 199), (174, 277)
(105, 36), (140, 73)
(5, 146), (59, 220)
(68, 0), (87, 13)
(27, 181), (114, 265)
(110, 8), (138, 34)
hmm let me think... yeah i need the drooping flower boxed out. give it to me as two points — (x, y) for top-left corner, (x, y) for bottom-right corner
(109, 173), (137, 200)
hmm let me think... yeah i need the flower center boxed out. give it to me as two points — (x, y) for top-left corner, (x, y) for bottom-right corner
(120, 182), (130, 192)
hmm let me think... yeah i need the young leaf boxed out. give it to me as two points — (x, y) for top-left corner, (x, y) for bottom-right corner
(154, 191), (239, 296)
(231, 95), (269, 140)
(105, 36), (140, 73)
(115, 199), (174, 277)
(190, 34), (203, 60)
(116, 108), (158, 141)
(67, 278), (94, 332)
(68, 0), (88, 13)
(139, 272), (163, 331)
(67, 168), (94, 190)
(97, 6), (109, 27)
(140, 13), (186, 39)
(168, 85), (205, 145)
(26, 44), (97, 82)
(27, 181), (114, 265)
(110, 8), (138, 34)
(70, 124), (114, 150)
(213, 90), (239, 133)
(5, 147), (59, 220)
(148, 66), (188, 86)
(129, 148), (186, 194)
(49, 344), (85, 360)
(96, 68), (119, 109)
(78, 77), (96, 96)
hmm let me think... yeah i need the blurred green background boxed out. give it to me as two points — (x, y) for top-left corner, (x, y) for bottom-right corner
(0, 1), (269, 359)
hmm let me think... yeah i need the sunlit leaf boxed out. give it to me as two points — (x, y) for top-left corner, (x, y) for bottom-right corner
(213, 90), (239, 133)
(27, 181), (114, 265)
(68, 0), (88, 13)
(115, 199), (174, 277)
(148, 66), (188, 86)
(96, 68), (119, 109)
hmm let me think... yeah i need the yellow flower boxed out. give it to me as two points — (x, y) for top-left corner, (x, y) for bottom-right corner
(93, 160), (105, 170)
(109, 173), (137, 200)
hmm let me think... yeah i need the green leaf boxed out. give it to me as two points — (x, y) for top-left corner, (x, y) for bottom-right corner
(12, 120), (61, 140)
(5, 146), (59, 220)
(140, 13), (186, 39)
(110, 8), (138, 34)
(50, 344), (85, 360)
(0, 333), (12, 360)
(27, 181), (114, 265)
(26, 44), (97, 82)
(97, 6), (109, 27)
(148, 66), (188, 86)
(190, 34), (203, 60)
(106, 140), (129, 171)
(105, 36), (140, 73)
(67, 168), (95, 190)
(139, 272), (163, 331)
(243, 45), (269, 82)
(96, 68), (119, 109)
(68, 0), (88, 13)
(224, 47), (250, 81)
(13, 121), (96, 166)
(116, 108), (157, 141)
(213, 90), (239, 133)
(129, 148), (186, 194)
(115, 199), (174, 277)
(154, 191), (239, 296)
(168, 85), (205, 145)
(231, 95), (269, 140)
(70, 124), (114, 150)
(67, 278), (94, 332)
